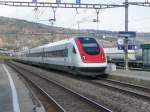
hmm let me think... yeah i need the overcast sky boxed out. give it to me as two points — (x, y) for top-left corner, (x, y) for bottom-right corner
(0, 0), (150, 32)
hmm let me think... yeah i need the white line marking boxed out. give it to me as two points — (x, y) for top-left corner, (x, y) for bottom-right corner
(3, 64), (20, 112)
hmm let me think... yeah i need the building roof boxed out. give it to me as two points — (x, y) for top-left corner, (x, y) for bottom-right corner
(141, 44), (150, 49)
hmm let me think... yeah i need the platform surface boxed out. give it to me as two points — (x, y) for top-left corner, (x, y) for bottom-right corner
(0, 62), (12, 112)
(110, 69), (150, 81)
(0, 61), (35, 112)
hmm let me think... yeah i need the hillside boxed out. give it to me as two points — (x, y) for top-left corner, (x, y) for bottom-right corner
(0, 16), (149, 50)
(0, 16), (78, 49)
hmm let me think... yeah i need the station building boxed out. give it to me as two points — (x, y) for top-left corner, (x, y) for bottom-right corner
(141, 44), (150, 69)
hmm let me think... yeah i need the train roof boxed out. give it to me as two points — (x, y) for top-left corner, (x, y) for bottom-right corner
(104, 47), (135, 53)
(41, 38), (70, 48)
(27, 36), (99, 52)
(30, 36), (94, 50)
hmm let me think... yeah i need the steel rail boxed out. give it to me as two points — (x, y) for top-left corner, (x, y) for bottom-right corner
(7, 62), (66, 112)
(103, 78), (150, 92)
(89, 79), (150, 101)
(116, 66), (150, 72)
(8, 61), (113, 112)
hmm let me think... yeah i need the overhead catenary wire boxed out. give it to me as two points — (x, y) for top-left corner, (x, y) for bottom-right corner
(0, 0), (150, 32)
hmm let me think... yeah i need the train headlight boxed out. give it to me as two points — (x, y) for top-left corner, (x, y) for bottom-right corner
(82, 55), (87, 63)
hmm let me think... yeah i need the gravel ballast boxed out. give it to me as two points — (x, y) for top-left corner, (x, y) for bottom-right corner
(11, 61), (150, 112)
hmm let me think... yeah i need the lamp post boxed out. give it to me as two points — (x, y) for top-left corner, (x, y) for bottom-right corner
(124, 0), (129, 70)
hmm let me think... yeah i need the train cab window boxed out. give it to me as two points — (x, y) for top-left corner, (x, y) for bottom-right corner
(78, 37), (100, 55)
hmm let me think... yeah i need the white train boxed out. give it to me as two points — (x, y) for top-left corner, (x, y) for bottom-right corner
(104, 48), (136, 61)
(104, 48), (143, 68)
(16, 37), (107, 77)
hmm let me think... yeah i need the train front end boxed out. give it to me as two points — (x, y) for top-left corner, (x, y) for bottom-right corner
(74, 37), (107, 76)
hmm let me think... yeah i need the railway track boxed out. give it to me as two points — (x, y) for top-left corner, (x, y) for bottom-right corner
(89, 78), (150, 101)
(8, 62), (65, 112)
(8, 62), (112, 112)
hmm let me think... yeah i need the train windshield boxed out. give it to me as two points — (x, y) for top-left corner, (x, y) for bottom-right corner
(78, 37), (100, 55)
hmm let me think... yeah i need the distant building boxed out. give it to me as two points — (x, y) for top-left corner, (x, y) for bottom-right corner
(141, 44), (150, 69)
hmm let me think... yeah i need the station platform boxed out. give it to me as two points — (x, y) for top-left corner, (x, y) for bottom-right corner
(0, 61), (35, 112)
(111, 69), (150, 81)
(109, 69), (150, 87)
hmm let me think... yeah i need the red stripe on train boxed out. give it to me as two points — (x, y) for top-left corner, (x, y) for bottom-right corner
(75, 38), (106, 63)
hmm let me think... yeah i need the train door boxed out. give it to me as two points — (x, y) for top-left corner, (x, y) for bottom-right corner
(70, 44), (78, 67)
(65, 44), (75, 67)
(65, 44), (72, 66)
(42, 48), (44, 64)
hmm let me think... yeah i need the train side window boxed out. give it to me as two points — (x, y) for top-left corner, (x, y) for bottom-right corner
(64, 49), (68, 57)
(73, 46), (76, 54)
